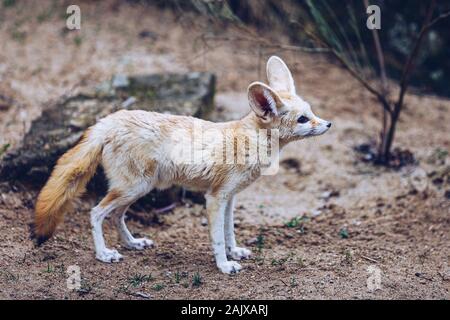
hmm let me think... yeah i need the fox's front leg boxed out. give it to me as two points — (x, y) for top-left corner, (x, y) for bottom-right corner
(224, 196), (251, 260)
(206, 194), (242, 274)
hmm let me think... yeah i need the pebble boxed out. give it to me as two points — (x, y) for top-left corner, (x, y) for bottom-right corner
(246, 237), (258, 245)
(112, 74), (129, 88)
(311, 209), (322, 217)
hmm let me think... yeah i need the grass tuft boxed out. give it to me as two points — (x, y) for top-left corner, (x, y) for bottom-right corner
(0, 143), (10, 157)
(2, 0), (15, 8)
(128, 273), (153, 287)
(192, 271), (202, 287)
(339, 227), (349, 239)
(152, 283), (165, 291)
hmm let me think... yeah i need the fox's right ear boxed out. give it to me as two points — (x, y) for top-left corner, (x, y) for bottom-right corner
(247, 82), (282, 122)
(266, 56), (296, 95)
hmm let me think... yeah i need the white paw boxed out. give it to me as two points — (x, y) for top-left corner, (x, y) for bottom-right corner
(227, 247), (252, 260)
(124, 238), (154, 250)
(96, 249), (123, 263)
(217, 261), (242, 274)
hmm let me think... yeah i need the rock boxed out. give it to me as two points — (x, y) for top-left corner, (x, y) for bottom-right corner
(131, 292), (152, 299)
(138, 30), (158, 41)
(280, 158), (301, 173)
(246, 237), (258, 246)
(319, 189), (340, 200)
(408, 167), (428, 193)
(0, 94), (12, 111)
(111, 74), (130, 88)
(0, 72), (215, 209)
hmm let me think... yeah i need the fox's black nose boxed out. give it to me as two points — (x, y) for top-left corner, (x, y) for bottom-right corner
(327, 122), (332, 128)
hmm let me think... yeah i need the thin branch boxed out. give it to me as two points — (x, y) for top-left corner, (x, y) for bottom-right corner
(330, 48), (392, 113)
(425, 10), (450, 30)
(297, 18), (392, 113)
(360, 255), (379, 264)
(201, 34), (330, 53)
(322, 0), (363, 71)
(348, 3), (375, 76)
(364, 0), (387, 94)
(364, 0), (389, 154)
(397, 1), (450, 110)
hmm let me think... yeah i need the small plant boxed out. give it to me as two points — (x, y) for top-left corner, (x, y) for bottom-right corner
(427, 148), (448, 165)
(11, 29), (26, 43)
(254, 255), (265, 266)
(145, 89), (156, 99)
(2, 0), (16, 8)
(36, 4), (56, 23)
(285, 216), (309, 234)
(290, 277), (298, 287)
(44, 262), (53, 273)
(271, 258), (286, 266)
(0, 143), (10, 157)
(152, 283), (165, 291)
(77, 279), (93, 296)
(1, 270), (19, 282)
(192, 272), (202, 288)
(339, 227), (349, 239)
(128, 273), (153, 287)
(174, 271), (188, 284)
(271, 252), (295, 266)
(74, 36), (82, 47)
(342, 249), (353, 265)
(174, 271), (181, 284)
(296, 256), (306, 268)
(256, 230), (265, 253)
(285, 216), (301, 228)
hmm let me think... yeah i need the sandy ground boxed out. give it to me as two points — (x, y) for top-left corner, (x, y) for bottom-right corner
(0, 1), (449, 299)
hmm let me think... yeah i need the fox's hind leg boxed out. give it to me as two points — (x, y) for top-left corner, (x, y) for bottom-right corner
(90, 181), (151, 262)
(113, 205), (154, 250)
(90, 194), (125, 263)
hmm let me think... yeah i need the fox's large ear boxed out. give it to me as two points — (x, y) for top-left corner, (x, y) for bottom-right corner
(248, 82), (282, 121)
(266, 56), (296, 95)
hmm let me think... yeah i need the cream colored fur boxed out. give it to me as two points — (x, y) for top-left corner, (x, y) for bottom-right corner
(34, 56), (331, 274)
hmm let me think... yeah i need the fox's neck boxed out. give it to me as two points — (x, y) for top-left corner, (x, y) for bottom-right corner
(234, 112), (270, 130)
(233, 112), (289, 148)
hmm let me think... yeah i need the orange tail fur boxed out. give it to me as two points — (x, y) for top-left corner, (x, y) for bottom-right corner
(33, 129), (102, 244)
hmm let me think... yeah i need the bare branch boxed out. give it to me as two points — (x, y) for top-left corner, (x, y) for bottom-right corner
(201, 34), (330, 53)
(363, 0), (387, 94)
(302, 23), (392, 113)
(425, 10), (450, 30)
(396, 1), (450, 109)
(364, 0), (389, 153)
(329, 48), (392, 113)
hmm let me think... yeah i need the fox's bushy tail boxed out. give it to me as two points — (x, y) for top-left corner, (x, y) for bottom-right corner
(33, 128), (102, 244)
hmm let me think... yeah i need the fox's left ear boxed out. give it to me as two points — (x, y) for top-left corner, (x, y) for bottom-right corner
(248, 81), (282, 122)
(266, 56), (296, 95)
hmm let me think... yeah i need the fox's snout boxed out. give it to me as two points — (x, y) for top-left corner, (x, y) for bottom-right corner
(309, 117), (332, 136)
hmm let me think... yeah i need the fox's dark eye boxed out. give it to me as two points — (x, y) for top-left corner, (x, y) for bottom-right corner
(297, 116), (309, 124)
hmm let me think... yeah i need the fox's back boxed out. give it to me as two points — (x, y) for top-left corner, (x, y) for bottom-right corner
(93, 110), (243, 192)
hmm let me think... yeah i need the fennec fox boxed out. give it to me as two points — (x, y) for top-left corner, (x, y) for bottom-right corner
(34, 56), (331, 274)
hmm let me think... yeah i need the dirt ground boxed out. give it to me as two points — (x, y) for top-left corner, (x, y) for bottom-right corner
(0, 1), (449, 299)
